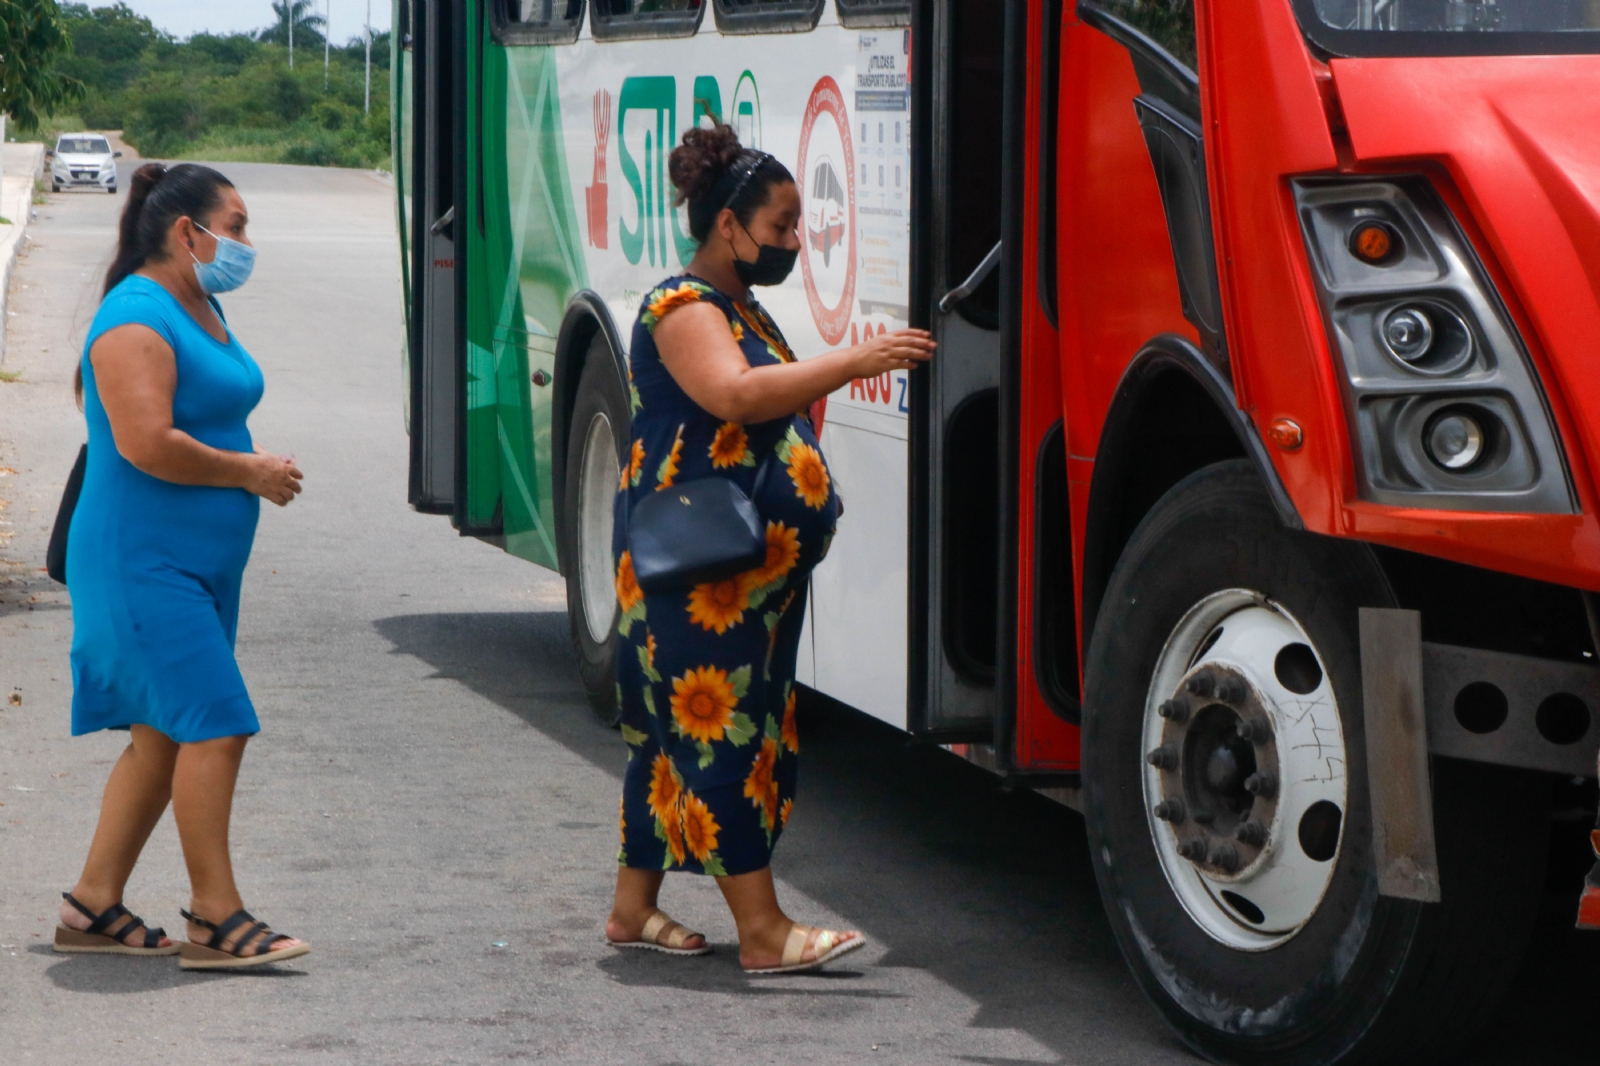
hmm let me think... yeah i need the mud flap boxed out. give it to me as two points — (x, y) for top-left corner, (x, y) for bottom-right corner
(1359, 607), (1442, 902)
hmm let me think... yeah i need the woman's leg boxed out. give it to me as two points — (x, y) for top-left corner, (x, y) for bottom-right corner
(607, 867), (706, 949)
(715, 867), (791, 966)
(61, 724), (179, 944)
(172, 734), (302, 951)
(716, 868), (862, 970)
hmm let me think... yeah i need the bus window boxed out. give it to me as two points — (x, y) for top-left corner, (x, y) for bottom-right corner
(835, 0), (910, 28)
(489, 0), (586, 45)
(1093, 0), (1196, 70)
(712, 0), (824, 34)
(591, 0), (706, 39)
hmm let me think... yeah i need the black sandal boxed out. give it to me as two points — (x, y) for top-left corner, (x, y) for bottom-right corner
(54, 892), (179, 956)
(178, 907), (310, 970)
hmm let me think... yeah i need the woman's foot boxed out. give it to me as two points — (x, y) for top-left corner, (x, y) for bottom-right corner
(56, 890), (176, 953)
(184, 902), (305, 957)
(740, 920), (864, 974)
(606, 907), (709, 954)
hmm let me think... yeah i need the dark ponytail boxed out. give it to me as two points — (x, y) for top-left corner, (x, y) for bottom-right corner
(77, 162), (235, 405)
(669, 123), (794, 245)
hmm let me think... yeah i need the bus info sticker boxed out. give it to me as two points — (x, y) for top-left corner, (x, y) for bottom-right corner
(797, 76), (857, 346)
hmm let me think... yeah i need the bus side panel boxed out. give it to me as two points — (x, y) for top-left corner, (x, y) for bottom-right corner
(461, 5), (503, 536)
(1056, 21), (1196, 662)
(550, 15), (917, 730)
(1011, 0), (1080, 773)
(1056, 24), (1194, 465)
(479, 36), (590, 569)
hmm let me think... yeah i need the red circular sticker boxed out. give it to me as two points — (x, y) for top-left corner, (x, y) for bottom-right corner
(796, 76), (856, 347)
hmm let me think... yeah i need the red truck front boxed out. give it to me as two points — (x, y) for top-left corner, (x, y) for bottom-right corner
(1054, 1), (1600, 1063)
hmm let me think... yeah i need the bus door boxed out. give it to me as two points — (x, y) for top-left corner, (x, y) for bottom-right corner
(909, 0), (1009, 738)
(407, 0), (462, 514)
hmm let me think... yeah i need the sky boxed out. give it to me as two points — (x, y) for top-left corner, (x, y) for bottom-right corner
(115, 1), (391, 44)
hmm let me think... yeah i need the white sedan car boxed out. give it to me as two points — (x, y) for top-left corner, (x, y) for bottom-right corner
(50, 134), (121, 194)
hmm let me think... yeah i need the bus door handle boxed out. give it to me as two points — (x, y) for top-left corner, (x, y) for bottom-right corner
(937, 240), (1002, 314)
(429, 205), (455, 238)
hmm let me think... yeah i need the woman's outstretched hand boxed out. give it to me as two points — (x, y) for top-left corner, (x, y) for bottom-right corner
(846, 329), (936, 379)
(243, 446), (303, 506)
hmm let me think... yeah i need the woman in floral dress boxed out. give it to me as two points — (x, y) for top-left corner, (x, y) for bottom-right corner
(603, 124), (935, 974)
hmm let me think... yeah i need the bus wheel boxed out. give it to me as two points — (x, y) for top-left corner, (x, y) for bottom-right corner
(562, 346), (628, 727)
(1081, 459), (1547, 1066)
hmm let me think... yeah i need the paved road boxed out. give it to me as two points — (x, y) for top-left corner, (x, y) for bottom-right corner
(1, 160), (1597, 1065)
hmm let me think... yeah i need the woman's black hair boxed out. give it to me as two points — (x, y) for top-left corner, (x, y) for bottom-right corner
(77, 162), (235, 404)
(669, 123), (794, 244)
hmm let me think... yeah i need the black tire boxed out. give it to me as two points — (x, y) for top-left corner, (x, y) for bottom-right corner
(561, 335), (630, 727)
(1082, 459), (1548, 1066)
(51, 181), (60, 192)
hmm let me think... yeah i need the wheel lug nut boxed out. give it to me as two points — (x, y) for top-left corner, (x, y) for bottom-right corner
(1208, 842), (1242, 873)
(1216, 677), (1246, 704)
(1178, 839), (1208, 862)
(1192, 809), (1215, 825)
(1236, 717), (1273, 744)
(1235, 820), (1267, 847)
(1153, 797), (1187, 823)
(1185, 674), (1215, 698)
(1158, 698), (1190, 723)
(1244, 771), (1278, 798)
(1146, 745), (1179, 771)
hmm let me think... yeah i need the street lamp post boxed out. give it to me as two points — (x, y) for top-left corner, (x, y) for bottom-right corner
(364, 0), (372, 115)
(324, 0), (331, 91)
(288, 1), (294, 69)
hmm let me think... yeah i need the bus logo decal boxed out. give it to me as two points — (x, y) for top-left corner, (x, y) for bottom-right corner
(617, 76), (696, 269)
(797, 76), (857, 346)
(587, 89), (612, 250)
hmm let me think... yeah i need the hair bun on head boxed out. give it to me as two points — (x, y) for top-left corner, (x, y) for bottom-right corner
(668, 122), (746, 209)
(668, 122), (794, 245)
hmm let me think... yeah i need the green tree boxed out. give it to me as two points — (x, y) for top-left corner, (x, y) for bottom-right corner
(0, 0), (85, 130)
(257, 1), (325, 50)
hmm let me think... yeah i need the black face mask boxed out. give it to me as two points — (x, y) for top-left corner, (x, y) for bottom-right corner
(732, 222), (798, 287)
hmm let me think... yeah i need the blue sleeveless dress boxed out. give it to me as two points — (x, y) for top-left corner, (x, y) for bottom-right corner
(614, 276), (839, 877)
(67, 275), (264, 743)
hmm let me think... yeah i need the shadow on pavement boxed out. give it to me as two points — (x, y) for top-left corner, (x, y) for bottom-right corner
(374, 610), (1600, 1066)
(33, 942), (309, 992)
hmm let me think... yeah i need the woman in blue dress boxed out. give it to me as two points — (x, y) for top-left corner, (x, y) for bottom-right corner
(53, 163), (309, 969)
(603, 125), (935, 973)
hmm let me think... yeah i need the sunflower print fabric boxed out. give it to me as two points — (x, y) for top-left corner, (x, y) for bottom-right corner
(614, 275), (838, 877)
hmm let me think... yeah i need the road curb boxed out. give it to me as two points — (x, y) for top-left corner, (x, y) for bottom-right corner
(0, 143), (46, 367)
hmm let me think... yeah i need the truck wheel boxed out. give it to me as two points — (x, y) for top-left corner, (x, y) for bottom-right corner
(1082, 459), (1547, 1066)
(561, 339), (629, 727)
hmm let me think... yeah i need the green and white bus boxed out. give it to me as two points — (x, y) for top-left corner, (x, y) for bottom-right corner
(394, 0), (973, 740)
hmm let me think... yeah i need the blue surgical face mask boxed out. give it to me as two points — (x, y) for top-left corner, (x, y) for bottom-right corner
(190, 223), (256, 294)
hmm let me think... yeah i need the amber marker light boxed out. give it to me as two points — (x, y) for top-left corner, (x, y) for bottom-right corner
(1268, 419), (1304, 451)
(1348, 220), (1401, 265)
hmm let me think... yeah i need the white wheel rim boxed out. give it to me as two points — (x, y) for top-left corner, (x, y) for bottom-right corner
(577, 412), (620, 645)
(1142, 590), (1348, 951)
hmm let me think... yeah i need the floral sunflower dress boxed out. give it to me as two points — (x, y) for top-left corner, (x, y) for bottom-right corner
(613, 276), (839, 877)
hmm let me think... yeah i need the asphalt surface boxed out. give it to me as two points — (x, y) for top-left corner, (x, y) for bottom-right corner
(1, 158), (1598, 1065)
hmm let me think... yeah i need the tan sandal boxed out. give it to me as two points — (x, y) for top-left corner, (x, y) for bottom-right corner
(744, 923), (865, 975)
(607, 911), (713, 956)
(178, 907), (310, 970)
(53, 892), (179, 956)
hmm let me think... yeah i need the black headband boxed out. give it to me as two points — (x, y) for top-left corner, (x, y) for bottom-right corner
(718, 150), (772, 211)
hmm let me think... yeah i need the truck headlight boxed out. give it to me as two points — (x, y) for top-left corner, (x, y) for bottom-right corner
(1295, 178), (1574, 514)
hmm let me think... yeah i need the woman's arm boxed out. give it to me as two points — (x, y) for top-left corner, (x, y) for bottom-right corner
(653, 301), (935, 425)
(90, 323), (303, 506)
